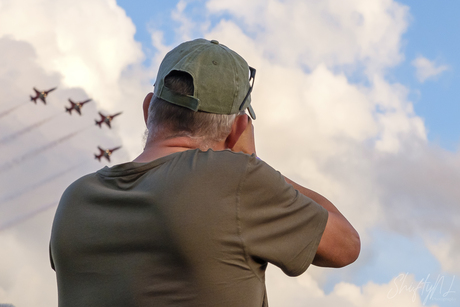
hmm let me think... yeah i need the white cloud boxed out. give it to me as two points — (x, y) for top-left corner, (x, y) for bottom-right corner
(206, 0), (409, 74)
(0, 232), (57, 307)
(266, 267), (442, 307)
(171, 0), (197, 41)
(0, 0), (143, 105)
(426, 235), (460, 275)
(412, 56), (449, 83)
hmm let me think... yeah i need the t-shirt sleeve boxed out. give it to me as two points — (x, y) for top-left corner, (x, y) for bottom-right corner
(237, 155), (328, 276)
(49, 243), (55, 271)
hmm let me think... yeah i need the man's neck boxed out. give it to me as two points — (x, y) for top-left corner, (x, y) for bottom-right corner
(133, 137), (225, 163)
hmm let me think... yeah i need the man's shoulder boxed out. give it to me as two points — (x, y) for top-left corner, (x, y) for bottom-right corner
(62, 172), (99, 197)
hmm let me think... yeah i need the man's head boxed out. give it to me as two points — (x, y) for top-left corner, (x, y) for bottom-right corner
(144, 39), (256, 150)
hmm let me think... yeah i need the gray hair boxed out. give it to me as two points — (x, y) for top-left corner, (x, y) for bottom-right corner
(146, 71), (241, 150)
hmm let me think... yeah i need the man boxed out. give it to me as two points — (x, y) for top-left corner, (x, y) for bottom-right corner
(50, 38), (360, 306)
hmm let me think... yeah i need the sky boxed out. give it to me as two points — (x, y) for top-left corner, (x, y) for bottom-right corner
(0, 0), (458, 306)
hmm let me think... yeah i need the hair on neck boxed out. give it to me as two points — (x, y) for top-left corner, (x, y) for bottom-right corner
(146, 72), (239, 150)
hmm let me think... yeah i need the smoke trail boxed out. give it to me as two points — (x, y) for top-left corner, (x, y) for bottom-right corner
(0, 201), (57, 231)
(0, 162), (86, 205)
(0, 124), (94, 173)
(0, 111), (63, 146)
(0, 101), (28, 120)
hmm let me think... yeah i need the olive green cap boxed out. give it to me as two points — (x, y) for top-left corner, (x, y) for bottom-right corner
(154, 38), (256, 119)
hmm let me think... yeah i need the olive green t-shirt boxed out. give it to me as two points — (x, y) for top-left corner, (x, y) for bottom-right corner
(50, 149), (328, 306)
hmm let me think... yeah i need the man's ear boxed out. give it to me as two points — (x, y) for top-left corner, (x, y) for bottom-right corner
(143, 92), (154, 126)
(225, 114), (249, 149)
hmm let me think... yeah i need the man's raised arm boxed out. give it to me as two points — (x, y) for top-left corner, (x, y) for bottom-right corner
(230, 117), (360, 267)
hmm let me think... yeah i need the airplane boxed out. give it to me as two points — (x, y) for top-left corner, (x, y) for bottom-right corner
(94, 146), (121, 162)
(95, 112), (122, 129)
(30, 87), (57, 104)
(65, 98), (91, 115)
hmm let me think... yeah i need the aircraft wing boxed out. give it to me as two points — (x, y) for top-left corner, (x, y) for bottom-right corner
(46, 87), (57, 94)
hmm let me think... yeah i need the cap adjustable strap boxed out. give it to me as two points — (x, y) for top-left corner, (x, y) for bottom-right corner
(159, 86), (200, 111)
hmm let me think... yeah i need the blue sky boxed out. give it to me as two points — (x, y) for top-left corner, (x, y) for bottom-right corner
(394, 0), (460, 151)
(0, 1), (458, 306)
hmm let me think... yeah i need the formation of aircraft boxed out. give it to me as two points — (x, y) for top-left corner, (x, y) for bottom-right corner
(95, 112), (122, 129)
(30, 87), (57, 104)
(27, 87), (122, 162)
(65, 99), (91, 115)
(94, 146), (121, 162)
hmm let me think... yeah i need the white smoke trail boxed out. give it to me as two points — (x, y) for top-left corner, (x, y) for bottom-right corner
(0, 201), (57, 231)
(0, 124), (94, 173)
(0, 111), (63, 146)
(0, 162), (85, 205)
(0, 101), (28, 120)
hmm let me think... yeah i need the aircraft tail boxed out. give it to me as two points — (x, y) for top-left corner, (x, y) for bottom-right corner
(65, 107), (71, 114)
(94, 154), (101, 161)
(30, 96), (37, 103)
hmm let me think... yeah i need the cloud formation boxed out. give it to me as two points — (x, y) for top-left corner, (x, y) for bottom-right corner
(412, 56), (449, 83)
(266, 266), (447, 307)
(206, 0), (409, 74)
(0, 0), (142, 105)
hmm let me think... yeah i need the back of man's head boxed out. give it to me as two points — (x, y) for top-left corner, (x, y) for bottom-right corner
(146, 39), (256, 148)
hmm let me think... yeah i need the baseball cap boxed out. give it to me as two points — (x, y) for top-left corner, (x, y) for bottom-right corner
(153, 38), (256, 119)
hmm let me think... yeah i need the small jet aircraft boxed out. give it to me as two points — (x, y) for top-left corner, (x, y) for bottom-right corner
(94, 146), (121, 162)
(95, 112), (122, 129)
(65, 99), (91, 115)
(30, 87), (57, 104)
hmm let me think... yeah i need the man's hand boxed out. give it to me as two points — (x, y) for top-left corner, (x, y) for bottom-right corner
(231, 116), (256, 155)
